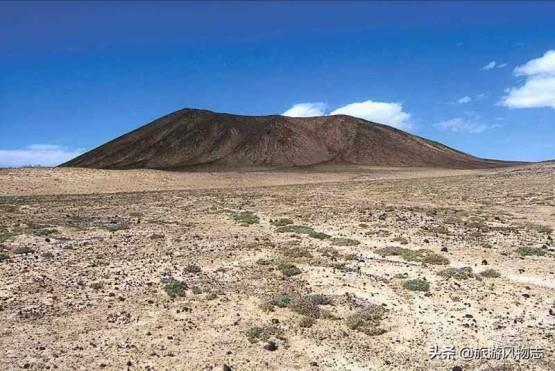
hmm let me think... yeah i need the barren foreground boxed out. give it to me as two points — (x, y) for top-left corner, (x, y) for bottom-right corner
(0, 165), (554, 370)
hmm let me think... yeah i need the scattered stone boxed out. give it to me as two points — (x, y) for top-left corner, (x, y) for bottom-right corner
(263, 341), (277, 351)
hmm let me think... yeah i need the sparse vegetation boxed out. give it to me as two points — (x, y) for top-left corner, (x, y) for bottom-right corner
(162, 280), (188, 298)
(231, 211), (260, 225)
(90, 282), (103, 290)
(276, 225), (314, 234)
(421, 252), (450, 265)
(392, 236), (408, 245)
(306, 294), (333, 306)
(523, 222), (553, 234)
(346, 305), (387, 336)
(102, 223), (129, 232)
(283, 247), (312, 259)
(403, 278), (430, 292)
(330, 237), (360, 246)
(41, 252), (55, 259)
(320, 246), (339, 257)
(191, 286), (202, 294)
(309, 231), (330, 240)
(480, 269), (501, 278)
(516, 246), (546, 257)
(184, 264), (202, 273)
(269, 293), (293, 308)
(375, 247), (449, 265)
(438, 267), (474, 280)
(14, 246), (35, 255)
(270, 218), (293, 227)
(256, 258), (272, 265)
(289, 296), (321, 318)
(0, 227), (14, 243)
(34, 228), (58, 236)
(299, 316), (315, 328)
(277, 262), (301, 276)
(246, 325), (277, 343)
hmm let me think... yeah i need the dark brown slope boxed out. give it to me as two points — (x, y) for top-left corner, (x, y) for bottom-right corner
(61, 108), (516, 170)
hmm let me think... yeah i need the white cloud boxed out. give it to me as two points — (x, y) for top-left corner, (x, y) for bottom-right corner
(282, 99), (413, 130)
(497, 63), (507, 68)
(481, 61), (496, 70)
(513, 50), (555, 76)
(329, 100), (412, 130)
(0, 144), (84, 168)
(282, 102), (327, 117)
(501, 50), (555, 109)
(435, 117), (488, 134)
(457, 96), (472, 104)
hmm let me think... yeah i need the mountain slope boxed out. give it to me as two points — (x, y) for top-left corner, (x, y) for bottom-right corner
(61, 108), (515, 169)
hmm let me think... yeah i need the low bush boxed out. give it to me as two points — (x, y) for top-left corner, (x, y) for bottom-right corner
(480, 269), (501, 278)
(277, 262), (301, 276)
(276, 225), (314, 234)
(270, 218), (294, 227)
(403, 278), (430, 292)
(345, 305), (387, 336)
(231, 211), (260, 225)
(516, 246), (546, 257)
(437, 267), (473, 280)
(163, 280), (188, 298)
(330, 238), (360, 246)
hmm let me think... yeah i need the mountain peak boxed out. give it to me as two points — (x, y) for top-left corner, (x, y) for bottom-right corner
(61, 108), (517, 170)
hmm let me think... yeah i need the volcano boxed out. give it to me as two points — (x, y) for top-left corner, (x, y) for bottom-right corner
(61, 108), (515, 170)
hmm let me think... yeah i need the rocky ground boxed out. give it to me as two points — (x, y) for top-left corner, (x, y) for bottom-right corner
(0, 164), (554, 370)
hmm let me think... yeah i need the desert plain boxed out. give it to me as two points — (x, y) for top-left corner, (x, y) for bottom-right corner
(0, 164), (554, 371)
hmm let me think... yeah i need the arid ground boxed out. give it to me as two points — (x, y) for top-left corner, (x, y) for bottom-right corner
(0, 164), (554, 370)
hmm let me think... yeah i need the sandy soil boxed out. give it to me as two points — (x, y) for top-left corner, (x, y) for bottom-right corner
(0, 164), (554, 370)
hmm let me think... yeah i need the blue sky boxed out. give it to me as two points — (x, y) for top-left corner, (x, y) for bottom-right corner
(1, 1), (554, 166)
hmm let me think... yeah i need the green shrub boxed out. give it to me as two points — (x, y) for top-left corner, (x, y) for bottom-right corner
(34, 228), (58, 236)
(0, 227), (13, 243)
(524, 222), (553, 234)
(306, 294), (333, 306)
(14, 246), (35, 255)
(309, 231), (331, 240)
(289, 296), (321, 318)
(269, 293), (293, 308)
(516, 246), (546, 257)
(277, 262), (301, 276)
(231, 211), (260, 225)
(191, 286), (202, 295)
(283, 247), (312, 259)
(392, 236), (409, 245)
(0, 252), (8, 262)
(480, 269), (501, 278)
(246, 325), (277, 343)
(345, 305), (387, 336)
(375, 246), (405, 256)
(163, 280), (188, 298)
(256, 258), (272, 265)
(270, 218), (294, 227)
(421, 252), (450, 265)
(276, 225), (314, 234)
(437, 267), (473, 280)
(376, 247), (449, 265)
(403, 278), (430, 292)
(330, 238), (360, 246)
